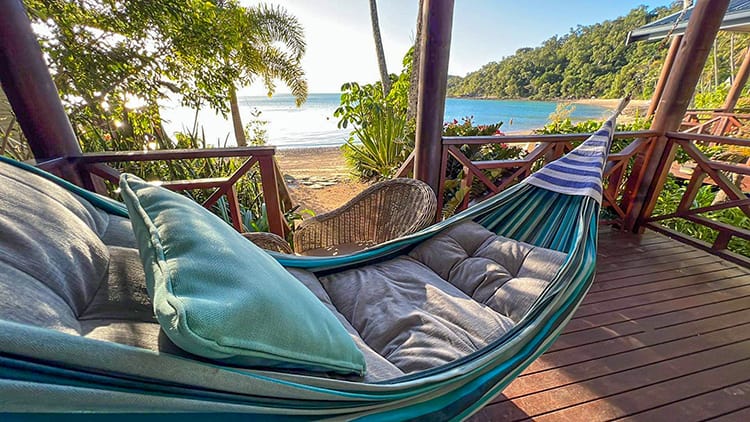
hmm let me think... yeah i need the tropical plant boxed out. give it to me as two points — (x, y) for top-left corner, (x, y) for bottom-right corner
(341, 107), (409, 180)
(335, 48), (415, 180)
(218, 3), (308, 146)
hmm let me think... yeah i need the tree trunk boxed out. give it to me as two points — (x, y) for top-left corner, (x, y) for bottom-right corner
(407, 0), (424, 120)
(229, 85), (247, 147)
(369, 0), (391, 96)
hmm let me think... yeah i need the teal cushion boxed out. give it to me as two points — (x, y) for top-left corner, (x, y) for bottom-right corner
(119, 174), (365, 375)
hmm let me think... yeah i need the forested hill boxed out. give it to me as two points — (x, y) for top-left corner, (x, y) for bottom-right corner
(446, 5), (679, 100)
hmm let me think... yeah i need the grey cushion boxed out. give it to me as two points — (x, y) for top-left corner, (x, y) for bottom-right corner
(0, 165), (109, 317)
(321, 256), (515, 374)
(320, 221), (566, 374)
(409, 221), (566, 322)
(287, 268), (404, 381)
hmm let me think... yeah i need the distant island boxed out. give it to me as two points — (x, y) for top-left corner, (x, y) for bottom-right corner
(446, 5), (678, 101)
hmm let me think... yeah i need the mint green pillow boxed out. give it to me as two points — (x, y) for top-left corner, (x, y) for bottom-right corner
(119, 174), (365, 375)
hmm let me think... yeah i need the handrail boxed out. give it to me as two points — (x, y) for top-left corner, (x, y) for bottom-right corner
(666, 131), (750, 146)
(442, 130), (659, 145)
(643, 131), (750, 267)
(78, 146), (276, 162)
(65, 147), (286, 236)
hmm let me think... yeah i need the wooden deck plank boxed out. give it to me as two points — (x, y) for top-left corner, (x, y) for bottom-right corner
(617, 381), (750, 421)
(539, 304), (750, 367)
(471, 228), (750, 421)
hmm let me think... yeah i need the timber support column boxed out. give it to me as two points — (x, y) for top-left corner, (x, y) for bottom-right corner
(647, 35), (682, 118)
(623, 0), (730, 231)
(413, 0), (454, 193)
(0, 0), (85, 183)
(721, 45), (750, 111)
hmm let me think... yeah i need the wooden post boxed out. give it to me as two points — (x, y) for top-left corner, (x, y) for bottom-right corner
(257, 155), (287, 237)
(413, 0), (454, 193)
(647, 36), (682, 118)
(623, 0), (730, 231)
(0, 0), (83, 164)
(722, 45), (750, 111)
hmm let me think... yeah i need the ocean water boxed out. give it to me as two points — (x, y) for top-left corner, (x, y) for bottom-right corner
(160, 93), (609, 148)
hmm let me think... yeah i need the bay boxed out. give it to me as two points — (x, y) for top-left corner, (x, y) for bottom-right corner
(160, 93), (609, 148)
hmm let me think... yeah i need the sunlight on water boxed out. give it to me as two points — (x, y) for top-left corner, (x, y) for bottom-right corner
(160, 93), (609, 148)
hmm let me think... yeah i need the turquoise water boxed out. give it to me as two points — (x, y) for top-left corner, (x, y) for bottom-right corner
(160, 93), (610, 148)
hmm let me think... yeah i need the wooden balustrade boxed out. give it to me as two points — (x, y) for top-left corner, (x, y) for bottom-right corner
(435, 131), (659, 217)
(36, 146), (287, 237)
(642, 131), (750, 267)
(431, 129), (749, 266)
(681, 109), (750, 136)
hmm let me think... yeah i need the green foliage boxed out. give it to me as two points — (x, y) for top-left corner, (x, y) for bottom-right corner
(693, 84), (730, 110)
(335, 49), (415, 180)
(0, 91), (32, 161)
(447, 5), (678, 100)
(334, 48), (414, 130)
(19, 0), (309, 234)
(341, 107), (410, 180)
(243, 108), (269, 146)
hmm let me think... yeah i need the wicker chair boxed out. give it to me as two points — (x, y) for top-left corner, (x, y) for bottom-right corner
(245, 178), (437, 256)
(242, 232), (294, 254)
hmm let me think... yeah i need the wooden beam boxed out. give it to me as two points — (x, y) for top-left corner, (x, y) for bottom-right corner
(0, 0), (82, 165)
(413, 0), (454, 193)
(722, 45), (750, 111)
(623, 0), (730, 231)
(647, 35), (682, 118)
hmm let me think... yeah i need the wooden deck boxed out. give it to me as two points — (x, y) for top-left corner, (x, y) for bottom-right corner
(471, 227), (750, 421)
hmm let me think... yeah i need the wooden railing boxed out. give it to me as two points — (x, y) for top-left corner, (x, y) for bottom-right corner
(400, 129), (750, 266)
(396, 131), (660, 217)
(644, 131), (750, 267)
(681, 109), (750, 136)
(36, 146), (287, 236)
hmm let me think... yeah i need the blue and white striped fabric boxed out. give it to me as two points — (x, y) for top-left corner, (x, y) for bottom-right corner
(524, 119), (615, 204)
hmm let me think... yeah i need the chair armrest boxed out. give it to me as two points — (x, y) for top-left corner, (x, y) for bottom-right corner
(242, 232), (293, 254)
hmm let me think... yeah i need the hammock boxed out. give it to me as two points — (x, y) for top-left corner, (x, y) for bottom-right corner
(0, 103), (625, 419)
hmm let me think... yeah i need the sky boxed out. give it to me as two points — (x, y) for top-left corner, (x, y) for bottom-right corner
(240, 0), (675, 95)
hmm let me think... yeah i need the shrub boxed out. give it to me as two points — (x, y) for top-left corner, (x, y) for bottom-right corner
(341, 107), (410, 181)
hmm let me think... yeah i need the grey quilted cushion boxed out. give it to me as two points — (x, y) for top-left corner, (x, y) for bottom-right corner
(320, 256), (515, 374)
(409, 221), (567, 322)
(320, 221), (566, 374)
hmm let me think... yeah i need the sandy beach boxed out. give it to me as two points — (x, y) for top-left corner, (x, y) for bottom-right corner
(276, 146), (366, 215)
(275, 98), (651, 216)
(572, 98), (651, 122)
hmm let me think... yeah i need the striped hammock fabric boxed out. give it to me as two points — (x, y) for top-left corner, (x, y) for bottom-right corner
(0, 111), (620, 419)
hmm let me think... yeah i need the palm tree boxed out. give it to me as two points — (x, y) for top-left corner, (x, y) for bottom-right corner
(369, 0), (391, 96)
(223, 3), (308, 146)
(407, 0), (424, 120)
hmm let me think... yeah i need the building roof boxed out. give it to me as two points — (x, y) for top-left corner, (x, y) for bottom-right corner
(627, 0), (750, 44)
